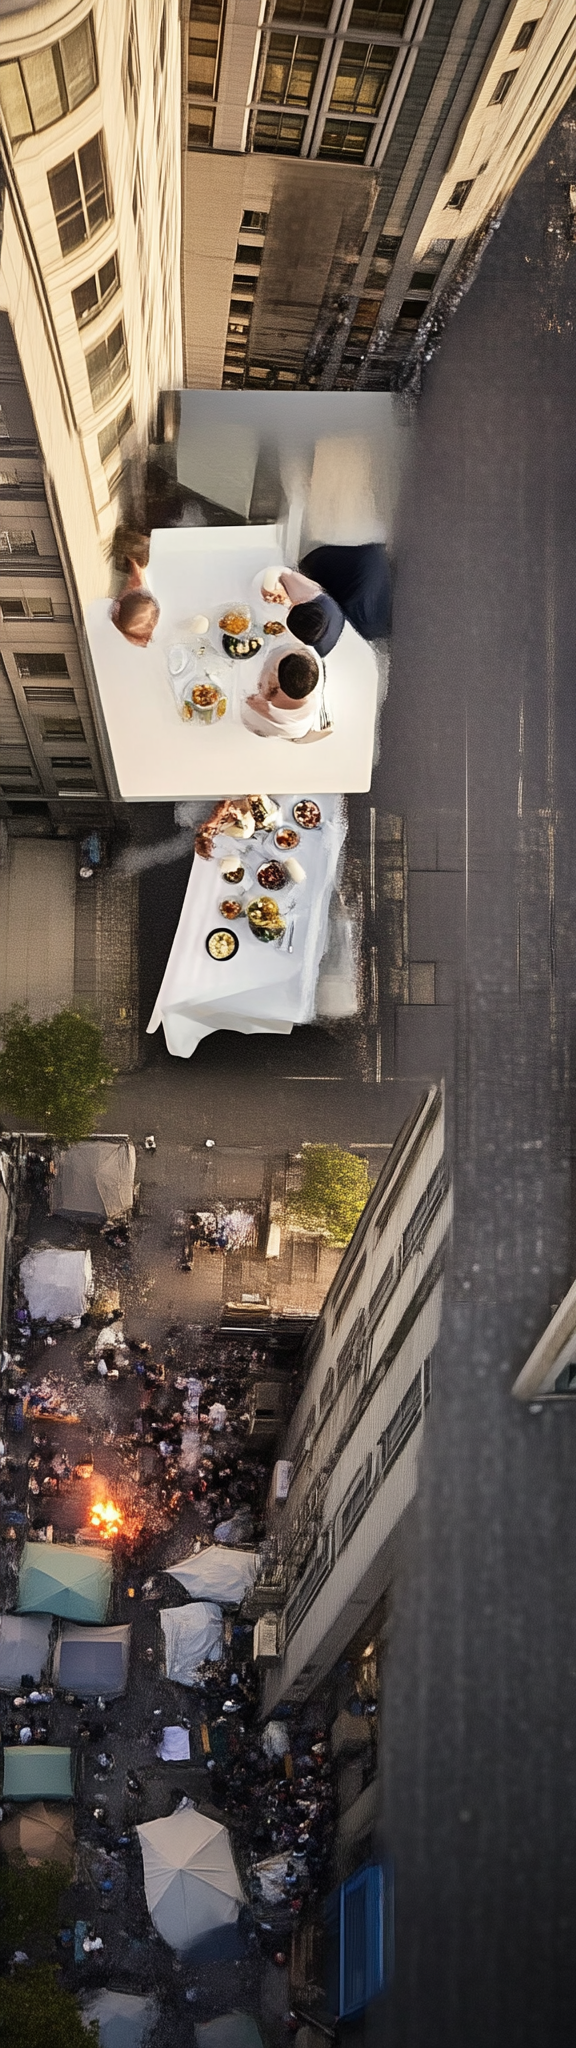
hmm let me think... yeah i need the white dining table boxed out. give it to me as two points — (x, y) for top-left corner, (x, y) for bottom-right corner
(147, 795), (347, 1058)
(86, 526), (378, 799)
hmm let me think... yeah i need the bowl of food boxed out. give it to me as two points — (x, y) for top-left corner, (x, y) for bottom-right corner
(187, 682), (227, 725)
(219, 858), (246, 884)
(219, 897), (244, 920)
(275, 827), (300, 851)
(250, 794), (281, 833)
(219, 605), (251, 636)
(222, 633), (262, 661)
(293, 799), (321, 830)
(247, 895), (286, 945)
(263, 619), (287, 638)
(206, 927), (240, 961)
(257, 860), (287, 891)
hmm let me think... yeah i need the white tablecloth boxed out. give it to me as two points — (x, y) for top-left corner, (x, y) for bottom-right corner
(86, 527), (377, 798)
(147, 795), (347, 1058)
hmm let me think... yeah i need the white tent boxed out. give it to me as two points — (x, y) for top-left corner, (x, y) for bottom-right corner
(20, 1247), (93, 1322)
(50, 1138), (136, 1219)
(0, 1613), (51, 1690)
(137, 1806), (244, 1953)
(167, 1546), (257, 1607)
(82, 1989), (156, 2048)
(161, 1602), (223, 1686)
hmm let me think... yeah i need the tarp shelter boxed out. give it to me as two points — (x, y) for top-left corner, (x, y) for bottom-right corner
(161, 1602), (223, 1685)
(137, 1806), (244, 1953)
(53, 1622), (131, 1696)
(0, 1800), (74, 1867)
(2, 1746), (74, 1800)
(167, 1546), (257, 1606)
(0, 1612), (51, 1689)
(81, 1990), (156, 2048)
(17, 1541), (112, 1622)
(20, 1246), (93, 1322)
(196, 2019), (264, 2048)
(50, 1138), (136, 1220)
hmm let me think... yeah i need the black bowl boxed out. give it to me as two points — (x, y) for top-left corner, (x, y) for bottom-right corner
(222, 633), (263, 660)
(206, 927), (240, 962)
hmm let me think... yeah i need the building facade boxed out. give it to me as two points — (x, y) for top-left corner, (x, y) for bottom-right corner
(256, 1087), (451, 1912)
(181, 0), (576, 390)
(0, 1), (182, 813)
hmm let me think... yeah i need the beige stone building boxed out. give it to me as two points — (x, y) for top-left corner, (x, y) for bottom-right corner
(0, 0), (182, 815)
(181, 0), (576, 391)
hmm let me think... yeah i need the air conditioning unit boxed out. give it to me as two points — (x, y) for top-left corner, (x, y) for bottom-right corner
(272, 1460), (292, 1502)
(253, 1614), (279, 1660)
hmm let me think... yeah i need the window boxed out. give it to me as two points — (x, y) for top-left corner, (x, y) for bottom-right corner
(446, 178), (473, 210)
(0, 406), (10, 440)
(329, 43), (394, 115)
(490, 69), (516, 104)
(318, 118), (373, 160)
(368, 1255), (396, 1330)
(241, 210), (268, 231)
(253, 110), (306, 152)
(0, 468), (18, 486)
(24, 686), (76, 706)
(285, 1530), (332, 1640)
(337, 1309), (365, 1390)
(1, 598), (26, 619)
(319, 1366), (334, 1414)
(97, 401), (133, 471)
(349, 0), (410, 25)
(40, 714), (84, 741)
(273, 0), (332, 20)
(188, 106), (215, 148)
(513, 18), (538, 50)
(337, 1456), (372, 1550)
(261, 35), (322, 107)
(48, 133), (111, 255)
(5, 597), (58, 622)
(236, 241), (264, 266)
(0, 529), (37, 555)
(14, 652), (68, 680)
(337, 1864), (386, 2018)
(401, 1160), (448, 1265)
(379, 1364), (427, 1480)
(50, 754), (91, 770)
(72, 254), (120, 329)
(188, 0), (224, 96)
(85, 320), (128, 408)
(54, 772), (97, 792)
(0, 16), (97, 141)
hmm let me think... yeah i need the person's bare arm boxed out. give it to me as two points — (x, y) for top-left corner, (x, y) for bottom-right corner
(293, 723), (334, 744)
(278, 568), (322, 604)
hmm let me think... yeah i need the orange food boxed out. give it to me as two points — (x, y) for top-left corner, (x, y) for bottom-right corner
(264, 620), (286, 636)
(219, 609), (250, 634)
(193, 684), (219, 707)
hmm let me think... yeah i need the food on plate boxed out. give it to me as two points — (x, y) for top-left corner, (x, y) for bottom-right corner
(247, 895), (286, 944)
(257, 860), (286, 891)
(222, 634), (262, 659)
(190, 613), (210, 634)
(192, 683), (219, 707)
(275, 827), (299, 850)
(219, 859), (245, 882)
(206, 928), (239, 961)
(219, 608), (250, 634)
(249, 794), (280, 831)
(263, 620), (286, 636)
(181, 700), (193, 721)
(293, 799), (321, 829)
(219, 898), (244, 919)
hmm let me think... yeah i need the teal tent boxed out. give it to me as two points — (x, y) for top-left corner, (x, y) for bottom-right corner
(17, 1541), (112, 1622)
(2, 1746), (74, 1801)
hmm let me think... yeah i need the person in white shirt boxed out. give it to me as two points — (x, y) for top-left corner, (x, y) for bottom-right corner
(242, 645), (331, 742)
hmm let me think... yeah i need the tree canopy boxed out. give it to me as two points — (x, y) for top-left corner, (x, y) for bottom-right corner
(0, 1007), (113, 1143)
(287, 1144), (372, 1245)
(0, 1968), (98, 2048)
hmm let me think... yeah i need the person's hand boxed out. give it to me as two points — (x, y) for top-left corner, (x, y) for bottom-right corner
(261, 577), (286, 604)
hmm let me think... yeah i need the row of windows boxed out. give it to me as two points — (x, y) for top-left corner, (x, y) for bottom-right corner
(187, 0), (409, 154)
(260, 34), (393, 114)
(445, 25), (541, 211)
(0, 14), (96, 143)
(222, 218), (269, 386)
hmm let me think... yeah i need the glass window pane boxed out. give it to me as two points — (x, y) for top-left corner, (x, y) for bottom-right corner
(289, 39), (321, 104)
(1, 598), (26, 619)
(40, 714), (84, 738)
(319, 117), (372, 159)
(0, 63), (33, 142)
(349, 0), (410, 26)
(48, 155), (86, 254)
(262, 39), (294, 104)
(188, 106), (215, 148)
(72, 274), (99, 325)
(21, 47), (65, 131)
(253, 110), (305, 152)
(79, 133), (110, 236)
(61, 17), (97, 109)
(189, 0), (223, 20)
(99, 254), (119, 302)
(273, 0), (331, 21)
(188, 46), (218, 93)
(15, 652), (68, 678)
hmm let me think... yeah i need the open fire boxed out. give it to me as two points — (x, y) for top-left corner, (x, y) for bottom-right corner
(90, 1499), (123, 1538)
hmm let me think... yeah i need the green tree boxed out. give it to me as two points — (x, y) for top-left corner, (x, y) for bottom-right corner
(0, 1969), (98, 2048)
(287, 1144), (372, 1246)
(0, 1861), (70, 1961)
(0, 1007), (113, 1143)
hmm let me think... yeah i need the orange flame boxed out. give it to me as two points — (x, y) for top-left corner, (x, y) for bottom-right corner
(90, 1499), (123, 1538)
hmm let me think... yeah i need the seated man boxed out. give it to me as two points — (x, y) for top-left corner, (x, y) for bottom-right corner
(263, 540), (391, 651)
(110, 529), (160, 648)
(242, 646), (329, 742)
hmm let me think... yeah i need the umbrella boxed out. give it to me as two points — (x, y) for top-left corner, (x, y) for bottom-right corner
(137, 1806), (244, 1953)
(0, 1800), (74, 1867)
(17, 1541), (112, 1622)
(167, 1545), (257, 1606)
(81, 1990), (156, 2048)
